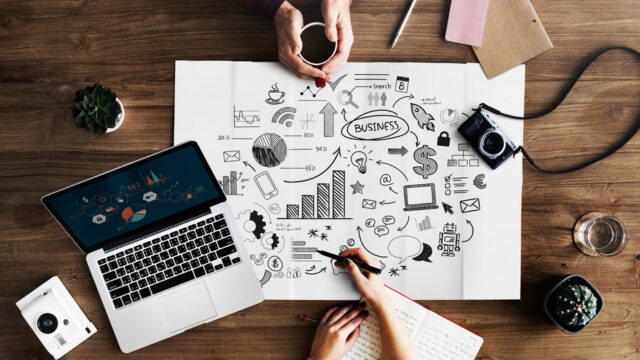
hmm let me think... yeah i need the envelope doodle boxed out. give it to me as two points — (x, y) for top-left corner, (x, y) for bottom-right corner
(223, 150), (241, 162)
(460, 198), (480, 213)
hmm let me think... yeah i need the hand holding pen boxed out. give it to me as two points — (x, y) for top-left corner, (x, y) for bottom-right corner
(331, 248), (391, 310)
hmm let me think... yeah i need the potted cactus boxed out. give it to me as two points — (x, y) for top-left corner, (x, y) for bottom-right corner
(543, 274), (604, 334)
(71, 83), (124, 134)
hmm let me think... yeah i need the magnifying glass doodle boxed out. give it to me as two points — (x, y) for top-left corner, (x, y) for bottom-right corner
(338, 89), (359, 109)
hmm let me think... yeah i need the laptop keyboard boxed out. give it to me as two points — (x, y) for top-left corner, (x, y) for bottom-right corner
(96, 213), (240, 310)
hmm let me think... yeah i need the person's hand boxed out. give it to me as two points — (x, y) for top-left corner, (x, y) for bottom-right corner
(307, 303), (369, 360)
(274, 1), (327, 80)
(335, 248), (390, 309)
(320, 0), (354, 74)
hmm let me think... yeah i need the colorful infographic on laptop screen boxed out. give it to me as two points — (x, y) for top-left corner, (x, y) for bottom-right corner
(46, 145), (220, 249)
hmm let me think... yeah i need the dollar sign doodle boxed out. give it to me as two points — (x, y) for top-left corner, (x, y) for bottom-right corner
(412, 145), (438, 179)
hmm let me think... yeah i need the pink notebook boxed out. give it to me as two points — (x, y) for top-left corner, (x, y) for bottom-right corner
(445, 0), (490, 47)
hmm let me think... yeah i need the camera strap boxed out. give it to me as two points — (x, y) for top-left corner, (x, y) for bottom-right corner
(475, 46), (640, 174)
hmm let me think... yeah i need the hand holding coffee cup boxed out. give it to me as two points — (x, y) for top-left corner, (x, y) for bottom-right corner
(299, 22), (338, 87)
(273, 0), (354, 81)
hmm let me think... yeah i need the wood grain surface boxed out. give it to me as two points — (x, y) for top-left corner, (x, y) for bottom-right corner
(1, 0), (639, 359)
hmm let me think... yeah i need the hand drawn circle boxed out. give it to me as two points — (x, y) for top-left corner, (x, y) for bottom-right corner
(267, 255), (284, 271)
(341, 109), (409, 141)
(252, 133), (288, 167)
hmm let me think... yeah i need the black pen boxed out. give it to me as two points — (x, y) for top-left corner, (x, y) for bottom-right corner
(316, 250), (382, 275)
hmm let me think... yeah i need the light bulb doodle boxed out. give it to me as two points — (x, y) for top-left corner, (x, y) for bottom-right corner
(350, 151), (368, 174)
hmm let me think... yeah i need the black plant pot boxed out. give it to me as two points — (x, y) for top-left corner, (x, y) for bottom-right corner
(543, 274), (604, 334)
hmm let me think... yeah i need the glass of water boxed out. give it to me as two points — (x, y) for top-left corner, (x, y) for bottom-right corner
(573, 212), (629, 256)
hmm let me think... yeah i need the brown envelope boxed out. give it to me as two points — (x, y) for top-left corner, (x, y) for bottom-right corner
(472, 0), (553, 78)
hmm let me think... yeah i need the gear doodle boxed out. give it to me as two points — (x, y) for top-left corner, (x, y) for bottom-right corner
(249, 210), (267, 239)
(260, 232), (284, 252)
(236, 210), (267, 241)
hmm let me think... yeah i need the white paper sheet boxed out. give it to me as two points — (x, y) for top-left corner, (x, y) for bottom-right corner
(174, 61), (523, 300)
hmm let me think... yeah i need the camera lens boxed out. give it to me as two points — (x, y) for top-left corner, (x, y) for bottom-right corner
(37, 313), (58, 334)
(479, 130), (505, 159)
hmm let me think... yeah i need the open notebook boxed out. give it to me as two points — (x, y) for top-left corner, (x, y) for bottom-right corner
(345, 287), (483, 360)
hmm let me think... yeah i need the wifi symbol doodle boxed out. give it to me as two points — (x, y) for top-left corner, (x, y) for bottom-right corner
(272, 107), (296, 127)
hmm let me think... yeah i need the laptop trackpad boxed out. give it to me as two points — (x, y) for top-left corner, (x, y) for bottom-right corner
(158, 282), (216, 333)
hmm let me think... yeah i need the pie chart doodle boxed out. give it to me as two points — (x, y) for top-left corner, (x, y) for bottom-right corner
(252, 133), (288, 168)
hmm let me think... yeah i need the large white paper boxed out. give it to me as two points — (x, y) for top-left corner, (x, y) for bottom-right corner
(174, 61), (523, 300)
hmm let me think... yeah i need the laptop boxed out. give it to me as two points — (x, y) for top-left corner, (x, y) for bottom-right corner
(42, 141), (263, 353)
(403, 183), (439, 211)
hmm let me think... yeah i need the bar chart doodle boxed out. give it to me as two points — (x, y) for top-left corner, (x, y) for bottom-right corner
(279, 170), (350, 220)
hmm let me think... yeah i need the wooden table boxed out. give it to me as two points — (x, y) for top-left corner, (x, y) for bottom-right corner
(1, 0), (638, 358)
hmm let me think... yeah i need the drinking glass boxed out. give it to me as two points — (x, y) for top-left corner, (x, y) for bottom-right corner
(573, 212), (629, 256)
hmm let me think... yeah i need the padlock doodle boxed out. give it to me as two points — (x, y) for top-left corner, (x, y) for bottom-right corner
(437, 131), (450, 147)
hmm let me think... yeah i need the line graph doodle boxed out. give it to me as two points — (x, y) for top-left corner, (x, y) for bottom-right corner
(233, 106), (260, 128)
(300, 85), (322, 98)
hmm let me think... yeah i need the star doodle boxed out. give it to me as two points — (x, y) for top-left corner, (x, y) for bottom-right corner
(308, 229), (319, 238)
(401, 265), (408, 271)
(325, 225), (332, 231)
(350, 181), (365, 194)
(320, 233), (328, 241)
(389, 268), (400, 277)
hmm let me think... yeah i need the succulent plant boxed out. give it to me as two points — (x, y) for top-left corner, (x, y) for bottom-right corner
(71, 83), (121, 134)
(554, 284), (598, 326)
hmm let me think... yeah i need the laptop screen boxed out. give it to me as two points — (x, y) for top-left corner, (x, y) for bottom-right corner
(405, 184), (434, 206)
(43, 142), (224, 253)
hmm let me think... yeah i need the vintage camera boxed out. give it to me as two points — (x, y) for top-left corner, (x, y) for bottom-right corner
(458, 108), (517, 169)
(16, 277), (96, 359)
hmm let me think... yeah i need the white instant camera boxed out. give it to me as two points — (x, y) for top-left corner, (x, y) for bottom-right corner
(16, 276), (97, 359)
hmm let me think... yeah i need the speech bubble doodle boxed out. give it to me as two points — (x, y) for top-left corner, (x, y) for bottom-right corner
(341, 109), (410, 141)
(388, 235), (421, 263)
(374, 225), (389, 237)
(365, 218), (376, 228)
(268, 203), (281, 214)
(379, 174), (393, 186)
(412, 243), (433, 263)
(382, 215), (396, 225)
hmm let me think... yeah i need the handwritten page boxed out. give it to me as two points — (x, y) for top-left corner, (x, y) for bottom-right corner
(414, 311), (483, 360)
(174, 61), (524, 300)
(344, 288), (427, 360)
(344, 287), (483, 360)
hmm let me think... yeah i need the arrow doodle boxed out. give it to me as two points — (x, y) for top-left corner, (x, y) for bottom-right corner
(409, 130), (420, 146)
(462, 220), (474, 242)
(376, 160), (408, 181)
(341, 108), (348, 122)
(388, 146), (408, 156)
(284, 147), (342, 183)
(319, 102), (338, 137)
(242, 161), (256, 172)
(357, 226), (387, 258)
(305, 266), (327, 275)
(397, 216), (410, 231)
(392, 94), (414, 108)
(442, 202), (454, 215)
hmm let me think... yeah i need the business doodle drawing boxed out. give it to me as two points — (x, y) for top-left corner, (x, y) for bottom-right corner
(216, 73), (488, 283)
(174, 61), (525, 300)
